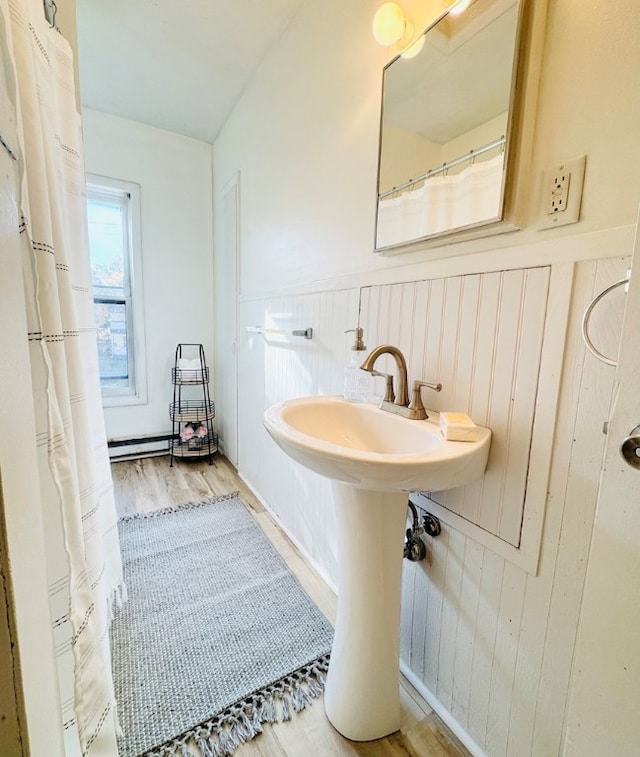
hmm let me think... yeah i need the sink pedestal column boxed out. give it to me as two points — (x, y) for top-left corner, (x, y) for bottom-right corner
(324, 482), (408, 741)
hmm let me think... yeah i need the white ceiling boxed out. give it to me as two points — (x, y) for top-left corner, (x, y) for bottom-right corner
(76, 0), (306, 144)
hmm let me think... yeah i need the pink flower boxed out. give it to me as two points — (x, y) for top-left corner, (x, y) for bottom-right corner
(180, 425), (195, 442)
(196, 425), (208, 438)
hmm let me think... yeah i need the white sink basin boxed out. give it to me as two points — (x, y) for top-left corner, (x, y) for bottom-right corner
(263, 394), (491, 742)
(263, 395), (491, 493)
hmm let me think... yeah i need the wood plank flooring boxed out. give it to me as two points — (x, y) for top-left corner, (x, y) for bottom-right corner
(111, 455), (469, 757)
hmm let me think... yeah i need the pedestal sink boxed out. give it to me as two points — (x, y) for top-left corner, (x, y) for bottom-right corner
(263, 396), (491, 741)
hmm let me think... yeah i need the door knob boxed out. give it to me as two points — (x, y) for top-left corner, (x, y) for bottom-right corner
(620, 425), (640, 470)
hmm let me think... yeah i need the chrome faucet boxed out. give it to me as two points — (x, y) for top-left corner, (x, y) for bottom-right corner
(360, 344), (442, 420)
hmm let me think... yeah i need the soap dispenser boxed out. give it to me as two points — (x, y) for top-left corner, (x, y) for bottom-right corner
(343, 328), (371, 403)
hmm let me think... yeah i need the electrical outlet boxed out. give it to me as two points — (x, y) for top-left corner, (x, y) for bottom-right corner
(548, 171), (570, 214)
(539, 155), (586, 230)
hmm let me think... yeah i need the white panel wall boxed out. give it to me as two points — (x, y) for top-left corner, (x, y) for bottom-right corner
(239, 289), (360, 577)
(359, 268), (552, 548)
(82, 109), (214, 441)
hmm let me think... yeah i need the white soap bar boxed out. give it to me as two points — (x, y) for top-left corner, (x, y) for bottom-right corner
(440, 412), (483, 442)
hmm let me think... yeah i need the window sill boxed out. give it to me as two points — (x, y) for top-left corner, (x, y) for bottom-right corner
(101, 392), (148, 409)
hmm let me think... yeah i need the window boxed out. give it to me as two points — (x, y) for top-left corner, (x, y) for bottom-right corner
(86, 175), (146, 405)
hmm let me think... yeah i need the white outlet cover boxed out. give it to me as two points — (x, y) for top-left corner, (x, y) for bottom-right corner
(539, 154), (586, 230)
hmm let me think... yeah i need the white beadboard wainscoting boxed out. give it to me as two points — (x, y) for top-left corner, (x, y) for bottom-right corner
(359, 266), (571, 573)
(236, 254), (629, 757)
(239, 289), (360, 578)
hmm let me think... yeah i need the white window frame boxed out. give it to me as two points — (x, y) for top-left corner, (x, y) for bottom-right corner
(86, 174), (147, 407)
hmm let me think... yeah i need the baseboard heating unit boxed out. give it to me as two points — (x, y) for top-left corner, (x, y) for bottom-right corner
(107, 432), (176, 461)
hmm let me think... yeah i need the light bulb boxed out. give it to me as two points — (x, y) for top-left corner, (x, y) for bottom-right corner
(372, 2), (407, 46)
(401, 34), (425, 59)
(449, 0), (472, 15)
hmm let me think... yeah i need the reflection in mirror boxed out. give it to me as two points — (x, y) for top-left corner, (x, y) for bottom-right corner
(375, 0), (522, 251)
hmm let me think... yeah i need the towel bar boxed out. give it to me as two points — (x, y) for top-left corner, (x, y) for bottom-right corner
(246, 326), (313, 339)
(581, 271), (630, 367)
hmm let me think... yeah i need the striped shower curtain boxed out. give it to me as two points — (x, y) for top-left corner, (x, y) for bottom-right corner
(1, 0), (124, 753)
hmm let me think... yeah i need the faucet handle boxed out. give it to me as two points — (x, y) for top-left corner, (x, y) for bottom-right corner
(408, 380), (442, 420)
(370, 370), (395, 403)
(414, 380), (442, 393)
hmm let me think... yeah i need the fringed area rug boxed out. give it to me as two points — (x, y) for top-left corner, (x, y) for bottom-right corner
(112, 493), (333, 757)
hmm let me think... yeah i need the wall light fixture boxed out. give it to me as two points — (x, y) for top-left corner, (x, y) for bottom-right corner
(400, 33), (425, 59)
(449, 0), (473, 15)
(373, 0), (472, 58)
(372, 2), (414, 47)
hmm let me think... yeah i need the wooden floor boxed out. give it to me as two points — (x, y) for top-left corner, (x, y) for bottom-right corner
(111, 455), (469, 757)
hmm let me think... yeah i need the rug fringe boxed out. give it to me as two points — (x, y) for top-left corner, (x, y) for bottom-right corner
(144, 653), (331, 757)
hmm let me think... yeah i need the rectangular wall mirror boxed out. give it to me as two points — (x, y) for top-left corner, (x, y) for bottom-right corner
(375, 0), (524, 253)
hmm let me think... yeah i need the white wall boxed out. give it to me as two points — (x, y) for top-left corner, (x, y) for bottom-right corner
(82, 109), (214, 440)
(213, 0), (640, 755)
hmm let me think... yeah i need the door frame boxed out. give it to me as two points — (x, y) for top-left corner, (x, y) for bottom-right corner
(216, 170), (241, 466)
